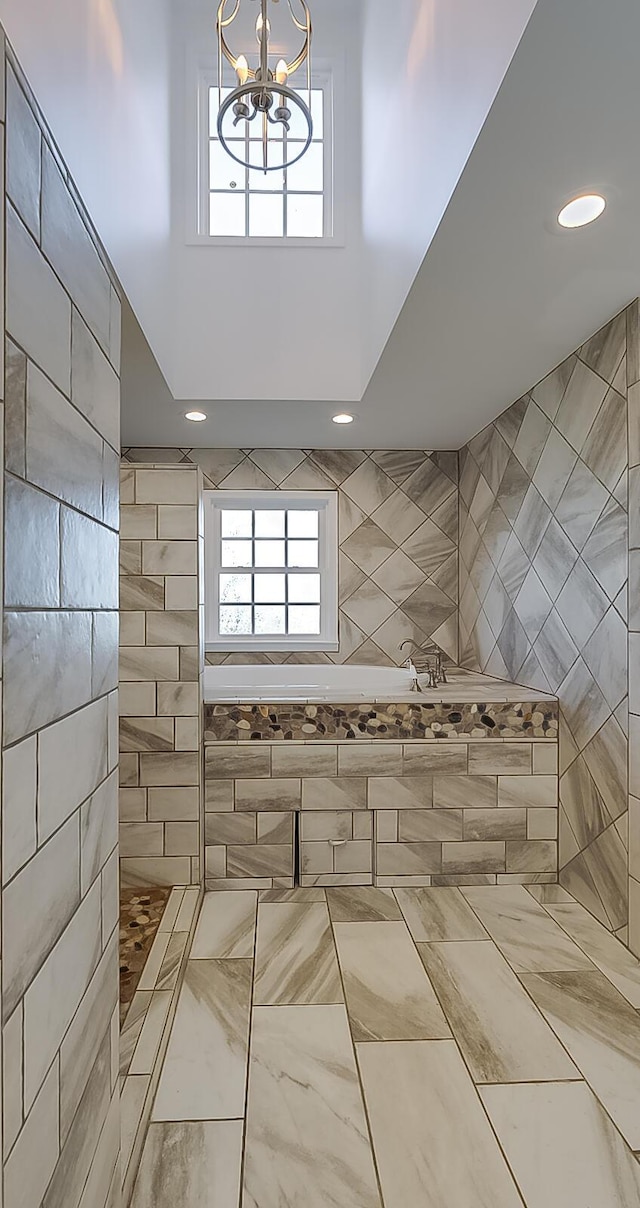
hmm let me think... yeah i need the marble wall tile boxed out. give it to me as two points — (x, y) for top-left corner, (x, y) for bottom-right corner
(3, 815), (80, 1020)
(4, 1059), (60, 1208)
(4, 475), (59, 607)
(60, 510), (118, 608)
(2, 733), (37, 883)
(23, 879), (102, 1112)
(4, 608), (94, 744)
(6, 203), (71, 394)
(40, 1035), (112, 1208)
(26, 362), (104, 520)
(38, 696), (108, 841)
(71, 310), (119, 451)
(368, 776), (433, 810)
(59, 938), (117, 1138)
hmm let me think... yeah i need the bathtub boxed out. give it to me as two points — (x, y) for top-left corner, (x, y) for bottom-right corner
(202, 662), (550, 703)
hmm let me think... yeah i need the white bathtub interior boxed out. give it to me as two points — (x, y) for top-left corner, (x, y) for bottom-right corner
(203, 663), (556, 703)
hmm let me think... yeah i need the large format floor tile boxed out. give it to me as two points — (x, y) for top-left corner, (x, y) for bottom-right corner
(152, 959), (252, 1121)
(536, 897), (640, 1008)
(133, 883), (640, 1207)
(357, 1040), (523, 1208)
(243, 1005), (382, 1208)
(419, 941), (577, 1082)
(333, 921), (450, 1041)
(190, 891), (257, 959)
(253, 902), (342, 1005)
(326, 886), (402, 923)
(462, 885), (594, 972)
(522, 969), (640, 1149)
(395, 886), (488, 941)
(481, 1082), (640, 1208)
(131, 1121), (243, 1208)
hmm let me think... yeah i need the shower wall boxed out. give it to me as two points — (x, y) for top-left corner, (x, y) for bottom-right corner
(459, 307), (631, 940)
(1, 35), (122, 1208)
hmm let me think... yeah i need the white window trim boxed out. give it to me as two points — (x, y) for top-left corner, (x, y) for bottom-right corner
(187, 53), (344, 248)
(204, 489), (339, 652)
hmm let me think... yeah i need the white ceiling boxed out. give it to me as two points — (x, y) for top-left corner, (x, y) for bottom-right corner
(2, 0), (639, 449)
(122, 0), (640, 449)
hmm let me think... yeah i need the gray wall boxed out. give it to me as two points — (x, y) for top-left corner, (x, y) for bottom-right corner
(459, 307), (631, 940)
(122, 448), (460, 666)
(2, 38), (122, 1208)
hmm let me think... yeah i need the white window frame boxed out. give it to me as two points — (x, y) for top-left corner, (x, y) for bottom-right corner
(204, 490), (338, 652)
(189, 58), (344, 248)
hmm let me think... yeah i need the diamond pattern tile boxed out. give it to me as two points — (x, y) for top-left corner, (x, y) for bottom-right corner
(458, 306), (632, 941)
(341, 518), (397, 576)
(341, 458), (395, 514)
(371, 548), (426, 605)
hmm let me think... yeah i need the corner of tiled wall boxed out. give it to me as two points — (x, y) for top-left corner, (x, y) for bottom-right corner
(459, 303), (632, 942)
(627, 298), (640, 955)
(119, 463), (205, 889)
(1, 27), (122, 1208)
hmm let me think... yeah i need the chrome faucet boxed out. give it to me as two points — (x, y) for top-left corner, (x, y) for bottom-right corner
(399, 640), (448, 690)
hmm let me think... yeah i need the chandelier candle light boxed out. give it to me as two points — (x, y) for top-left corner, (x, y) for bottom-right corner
(216, 0), (313, 174)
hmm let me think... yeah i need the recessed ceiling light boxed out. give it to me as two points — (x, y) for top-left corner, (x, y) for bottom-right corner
(557, 194), (606, 229)
(185, 410), (207, 422)
(332, 412), (354, 424)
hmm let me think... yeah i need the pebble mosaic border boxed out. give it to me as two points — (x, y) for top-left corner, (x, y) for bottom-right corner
(204, 699), (559, 742)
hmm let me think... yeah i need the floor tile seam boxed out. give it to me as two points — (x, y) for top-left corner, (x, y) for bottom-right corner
(391, 926), (530, 1208)
(239, 892), (260, 1208)
(127, 887), (204, 1195)
(522, 887), (640, 1005)
(511, 965), (640, 1151)
(414, 931), (586, 1087)
(455, 890), (600, 977)
(326, 905), (389, 1208)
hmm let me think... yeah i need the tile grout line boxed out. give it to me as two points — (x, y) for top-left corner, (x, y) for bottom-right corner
(237, 893), (259, 1208)
(325, 897), (388, 1208)
(461, 886), (640, 1160)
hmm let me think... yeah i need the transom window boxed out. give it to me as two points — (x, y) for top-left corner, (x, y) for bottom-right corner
(205, 79), (331, 240)
(205, 491), (338, 650)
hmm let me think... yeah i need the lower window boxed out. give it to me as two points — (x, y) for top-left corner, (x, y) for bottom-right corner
(204, 489), (338, 651)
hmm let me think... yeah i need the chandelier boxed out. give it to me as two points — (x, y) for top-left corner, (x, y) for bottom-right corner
(216, 0), (313, 173)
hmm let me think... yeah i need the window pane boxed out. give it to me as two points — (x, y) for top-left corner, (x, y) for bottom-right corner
(221, 510), (252, 538)
(288, 605), (320, 633)
(210, 140), (245, 191)
(210, 192), (245, 237)
(255, 605), (286, 633)
(248, 163), (284, 191)
(255, 539), (285, 566)
(221, 540), (252, 567)
(219, 573), (252, 602)
(288, 539), (318, 567)
(287, 510), (319, 538)
(286, 194), (323, 238)
(219, 605), (252, 634)
(288, 573), (320, 602)
(286, 142), (323, 192)
(289, 92), (314, 139)
(255, 510), (285, 537)
(249, 193), (283, 237)
(209, 86), (234, 135)
(310, 89), (324, 139)
(254, 574), (286, 603)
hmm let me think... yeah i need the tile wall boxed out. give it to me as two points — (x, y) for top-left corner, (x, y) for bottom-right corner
(204, 738), (559, 890)
(119, 464), (205, 888)
(458, 308), (630, 938)
(121, 448), (460, 666)
(627, 302), (640, 954)
(2, 34), (122, 1208)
